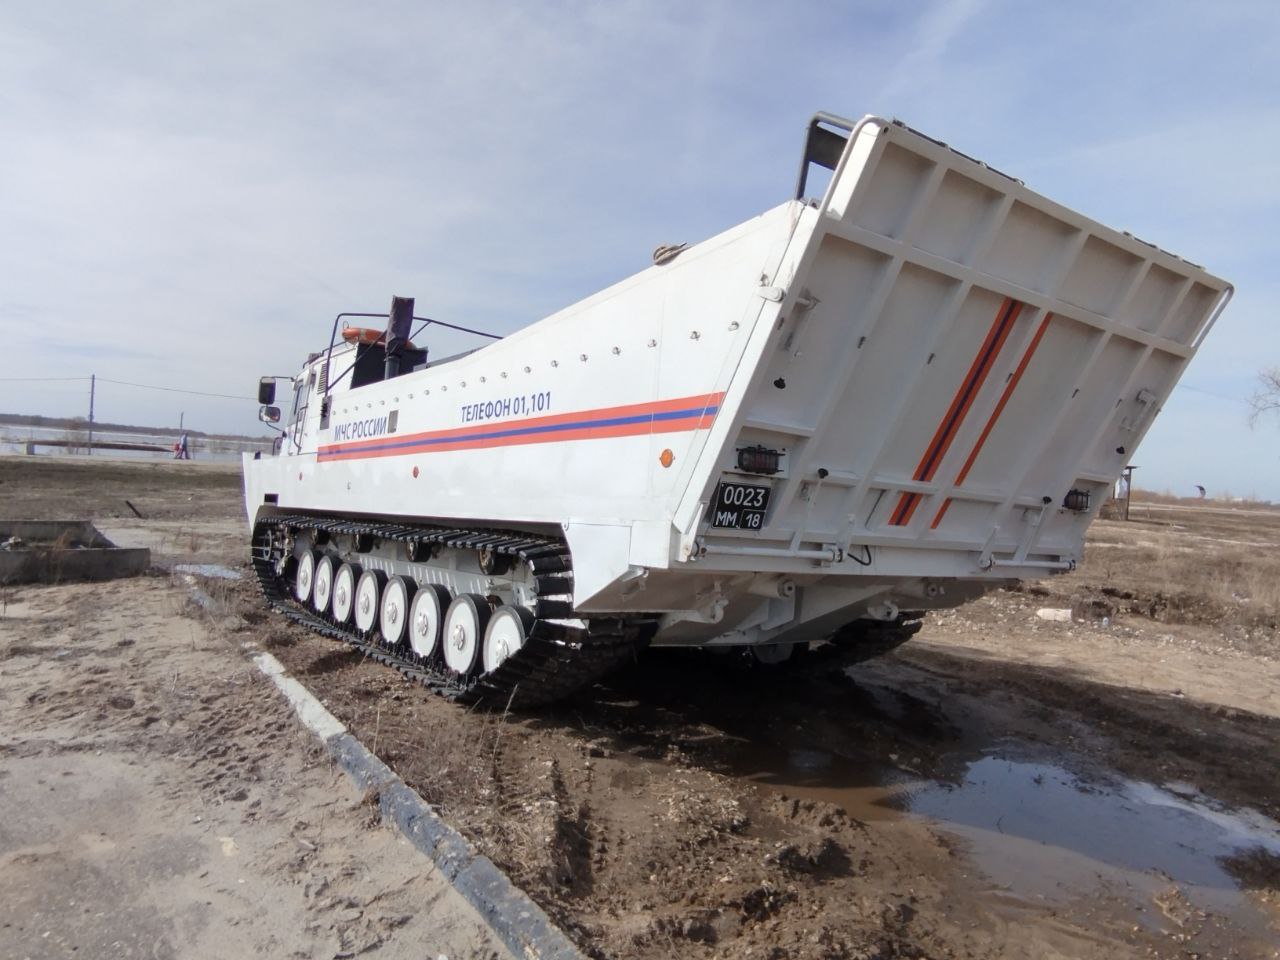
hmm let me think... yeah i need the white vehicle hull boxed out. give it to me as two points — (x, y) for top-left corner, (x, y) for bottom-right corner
(245, 114), (1231, 659)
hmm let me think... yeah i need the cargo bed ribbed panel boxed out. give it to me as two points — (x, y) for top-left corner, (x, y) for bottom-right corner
(690, 118), (1231, 576)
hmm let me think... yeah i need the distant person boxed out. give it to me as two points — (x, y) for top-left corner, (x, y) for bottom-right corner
(179, 432), (191, 460)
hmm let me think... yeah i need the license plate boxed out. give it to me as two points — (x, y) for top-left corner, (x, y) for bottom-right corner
(710, 481), (771, 529)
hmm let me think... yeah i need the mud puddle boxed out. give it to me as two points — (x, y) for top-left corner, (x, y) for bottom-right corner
(907, 758), (1279, 926)
(715, 738), (912, 821)
(666, 659), (1280, 939)
(730, 738), (1280, 936)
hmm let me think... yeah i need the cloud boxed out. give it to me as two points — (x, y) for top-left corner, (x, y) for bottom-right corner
(0, 1), (1275, 496)
(876, 0), (990, 104)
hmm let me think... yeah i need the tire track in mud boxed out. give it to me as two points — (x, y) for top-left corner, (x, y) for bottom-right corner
(250, 581), (1280, 960)
(8, 452), (1275, 958)
(0, 577), (515, 960)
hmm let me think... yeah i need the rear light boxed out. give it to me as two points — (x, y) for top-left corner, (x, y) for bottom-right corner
(1063, 489), (1091, 512)
(737, 445), (782, 475)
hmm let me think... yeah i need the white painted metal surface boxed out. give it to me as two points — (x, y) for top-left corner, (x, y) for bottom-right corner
(243, 113), (1231, 650)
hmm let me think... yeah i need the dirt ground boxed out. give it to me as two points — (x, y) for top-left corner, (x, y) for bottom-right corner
(0, 459), (514, 960)
(2, 455), (1278, 960)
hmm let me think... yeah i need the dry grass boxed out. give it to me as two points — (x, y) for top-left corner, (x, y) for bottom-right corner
(1131, 488), (1277, 510)
(1072, 500), (1280, 630)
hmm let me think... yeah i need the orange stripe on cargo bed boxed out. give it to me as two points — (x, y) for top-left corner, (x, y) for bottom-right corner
(931, 312), (1053, 529)
(888, 297), (1022, 527)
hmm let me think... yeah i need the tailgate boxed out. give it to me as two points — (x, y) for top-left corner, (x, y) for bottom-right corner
(692, 116), (1232, 574)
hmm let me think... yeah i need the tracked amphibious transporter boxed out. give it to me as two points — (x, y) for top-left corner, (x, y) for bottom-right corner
(244, 113), (1232, 706)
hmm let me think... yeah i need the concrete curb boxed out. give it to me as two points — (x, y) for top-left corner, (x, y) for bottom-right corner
(252, 650), (586, 960)
(185, 579), (584, 960)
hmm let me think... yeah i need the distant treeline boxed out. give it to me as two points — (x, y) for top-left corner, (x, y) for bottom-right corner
(0, 413), (271, 443)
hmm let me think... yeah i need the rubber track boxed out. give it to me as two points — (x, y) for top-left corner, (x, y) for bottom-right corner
(252, 515), (655, 708)
(809, 612), (925, 667)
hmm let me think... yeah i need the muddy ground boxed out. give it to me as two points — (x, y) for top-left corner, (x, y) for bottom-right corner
(2, 455), (1278, 959)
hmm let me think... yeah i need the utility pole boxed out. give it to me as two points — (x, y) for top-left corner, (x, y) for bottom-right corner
(1121, 465), (1137, 522)
(88, 374), (95, 456)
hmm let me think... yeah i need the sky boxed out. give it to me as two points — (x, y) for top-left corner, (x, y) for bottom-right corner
(1, 1), (1277, 498)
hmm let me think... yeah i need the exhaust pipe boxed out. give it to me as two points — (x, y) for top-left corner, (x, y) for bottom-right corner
(384, 295), (414, 380)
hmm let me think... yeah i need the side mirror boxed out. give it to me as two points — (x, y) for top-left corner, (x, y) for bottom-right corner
(258, 377), (276, 405)
(259, 405), (282, 424)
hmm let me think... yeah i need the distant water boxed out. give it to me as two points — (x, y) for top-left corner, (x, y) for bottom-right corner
(0, 425), (272, 463)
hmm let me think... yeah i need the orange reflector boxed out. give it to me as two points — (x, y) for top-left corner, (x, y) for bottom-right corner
(412, 466), (419, 478)
(659, 448), (674, 468)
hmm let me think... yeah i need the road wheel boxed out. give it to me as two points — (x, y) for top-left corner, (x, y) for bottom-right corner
(483, 605), (534, 673)
(443, 594), (492, 677)
(354, 569), (385, 636)
(332, 563), (362, 624)
(312, 556), (334, 613)
(379, 575), (416, 648)
(408, 584), (451, 661)
(294, 550), (318, 603)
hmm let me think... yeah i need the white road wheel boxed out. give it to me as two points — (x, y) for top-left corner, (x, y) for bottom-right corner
(442, 594), (492, 677)
(294, 550), (317, 603)
(312, 556), (334, 613)
(332, 562), (361, 624)
(379, 575), (416, 647)
(408, 584), (451, 660)
(354, 569), (385, 635)
(483, 605), (534, 674)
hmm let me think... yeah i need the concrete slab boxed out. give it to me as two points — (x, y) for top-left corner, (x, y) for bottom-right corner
(0, 519), (151, 584)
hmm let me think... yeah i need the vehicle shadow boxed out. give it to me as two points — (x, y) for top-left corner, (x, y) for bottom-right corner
(524, 640), (1280, 848)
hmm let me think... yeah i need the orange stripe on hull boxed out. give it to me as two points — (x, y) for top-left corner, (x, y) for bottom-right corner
(888, 298), (1023, 527)
(319, 413), (718, 462)
(931, 313), (1054, 529)
(319, 391), (724, 458)
(317, 393), (724, 463)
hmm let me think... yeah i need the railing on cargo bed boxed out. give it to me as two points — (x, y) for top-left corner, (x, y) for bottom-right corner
(795, 112), (1021, 203)
(321, 311), (502, 399)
